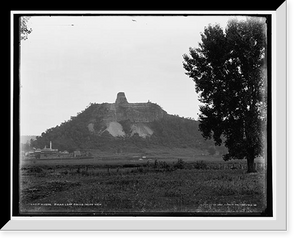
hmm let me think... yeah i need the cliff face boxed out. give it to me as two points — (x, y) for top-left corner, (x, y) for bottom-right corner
(88, 92), (167, 137)
(115, 92), (129, 105)
(97, 92), (166, 124)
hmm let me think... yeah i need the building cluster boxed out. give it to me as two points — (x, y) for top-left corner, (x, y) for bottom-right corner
(23, 141), (89, 160)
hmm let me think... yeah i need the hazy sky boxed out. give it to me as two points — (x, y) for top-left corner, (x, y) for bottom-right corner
(20, 15), (246, 135)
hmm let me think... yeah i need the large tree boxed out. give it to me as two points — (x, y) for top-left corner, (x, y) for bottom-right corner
(183, 18), (267, 173)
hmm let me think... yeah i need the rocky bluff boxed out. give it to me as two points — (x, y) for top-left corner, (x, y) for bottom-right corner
(88, 92), (167, 138)
(32, 92), (225, 153)
(104, 92), (166, 123)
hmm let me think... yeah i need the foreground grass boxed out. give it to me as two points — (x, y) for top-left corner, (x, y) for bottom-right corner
(20, 160), (267, 215)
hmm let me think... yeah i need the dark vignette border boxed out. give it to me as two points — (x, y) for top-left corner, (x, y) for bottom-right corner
(6, 11), (275, 224)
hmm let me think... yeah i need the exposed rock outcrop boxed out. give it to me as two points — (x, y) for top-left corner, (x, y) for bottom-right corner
(113, 92), (165, 122)
(115, 92), (129, 105)
(130, 123), (153, 138)
(88, 92), (166, 137)
(105, 121), (126, 137)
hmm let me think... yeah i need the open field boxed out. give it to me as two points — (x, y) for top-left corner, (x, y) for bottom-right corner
(20, 152), (267, 215)
(21, 147), (266, 167)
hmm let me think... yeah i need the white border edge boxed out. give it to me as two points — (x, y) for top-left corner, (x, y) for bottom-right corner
(4, 4), (287, 231)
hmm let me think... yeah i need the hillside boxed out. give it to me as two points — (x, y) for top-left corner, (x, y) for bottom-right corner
(31, 92), (226, 155)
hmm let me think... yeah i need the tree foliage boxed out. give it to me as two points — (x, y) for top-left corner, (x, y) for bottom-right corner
(20, 16), (32, 40)
(183, 18), (267, 172)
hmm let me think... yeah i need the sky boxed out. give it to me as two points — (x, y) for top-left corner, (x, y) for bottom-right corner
(20, 15), (246, 136)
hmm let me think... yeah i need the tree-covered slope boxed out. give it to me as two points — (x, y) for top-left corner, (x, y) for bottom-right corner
(31, 101), (226, 155)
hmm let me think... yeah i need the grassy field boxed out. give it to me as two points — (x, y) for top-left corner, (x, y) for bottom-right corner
(20, 159), (266, 215)
(20, 153), (267, 215)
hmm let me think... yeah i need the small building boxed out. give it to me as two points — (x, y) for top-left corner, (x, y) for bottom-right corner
(59, 150), (70, 158)
(24, 150), (36, 158)
(74, 150), (81, 157)
(39, 141), (59, 159)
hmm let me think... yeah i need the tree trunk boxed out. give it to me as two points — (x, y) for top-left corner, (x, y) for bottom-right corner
(247, 151), (257, 173)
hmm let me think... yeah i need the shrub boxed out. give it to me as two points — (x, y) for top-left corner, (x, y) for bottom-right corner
(174, 159), (185, 169)
(29, 167), (44, 174)
(150, 160), (174, 172)
(195, 160), (208, 170)
(131, 167), (145, 174)
(81, 170), (90, 176)
(153, 159), (160, 168)
(123, 164), (139, 168)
